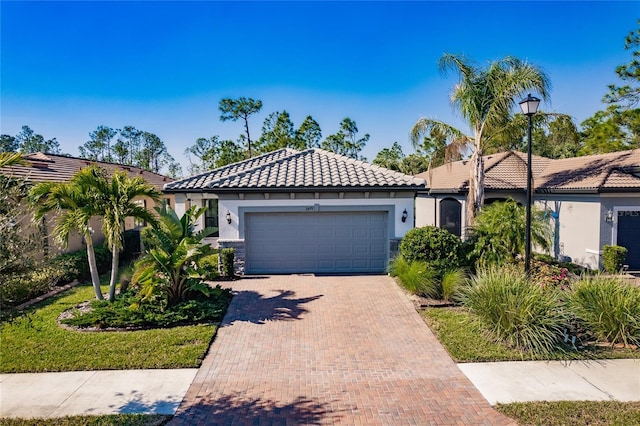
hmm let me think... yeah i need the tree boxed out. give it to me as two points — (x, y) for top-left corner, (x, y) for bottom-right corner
(486, 113), (581, 159)
(113, 126), (142, 165)
(0, 153), (38, 277)
(399, 154), (429, 175)
(295, 115), (322, 149)
(219, 97), (263, 157)
(603, 20), (640, 108)
(30, 167), (107, 300)
(373, 142), (405, 171)
(95, 170), (159, 300)
(133, 204), (216, 306)
(321, 117), (369, 159)
(411, 54), (550, 227)
(1, 135), (18, 153)
(258, 110), (298, 152)
(579, 22), (640, 154)
(185, 136), (219, 174)
(15, 125), (61, 154)
(79, 126), (117, 162)
(137, 131), (174, 173)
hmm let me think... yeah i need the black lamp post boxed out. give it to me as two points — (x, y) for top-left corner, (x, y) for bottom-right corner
(519, 94), (540, 273)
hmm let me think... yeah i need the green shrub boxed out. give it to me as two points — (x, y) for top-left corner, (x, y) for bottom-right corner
(0, 262), (67, 309)
(568, 275), (640, 347)
(221, 248), (235, 277)
(199, 253), (220, 280)
(399, 226), (462, 274)
(53, 244), (112, 283)
(461, 267), (567, 354)
(388, 256), (438, 297)
(602, 245), (628, 273)
(469, 199), (552, 268)
(63, 285), (233, 329)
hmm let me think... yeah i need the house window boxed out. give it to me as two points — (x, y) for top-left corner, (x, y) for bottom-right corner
(134, 199), (147, 228)
(440, 198), (462, 237)
(204, 199), (219, 237)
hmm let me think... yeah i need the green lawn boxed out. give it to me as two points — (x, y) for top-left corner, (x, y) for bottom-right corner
(1, 283), (220, 373)
(421, 306), (639, 362)
(496, 401), (640, 426)
(0, 415), (170, 426)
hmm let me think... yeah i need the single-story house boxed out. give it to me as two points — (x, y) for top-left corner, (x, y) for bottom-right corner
(164, 148), (426, 274)
(415, 149), (640, 271)
(0, 152), (174, 257)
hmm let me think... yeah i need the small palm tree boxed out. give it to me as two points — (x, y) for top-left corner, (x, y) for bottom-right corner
(411, 54), (550, 226)
(30, 167), (106, 300)
(132, 204), (217, 306)
(96, 170), (160, 300)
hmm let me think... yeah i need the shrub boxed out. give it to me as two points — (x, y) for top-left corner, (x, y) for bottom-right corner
(399, 226), (462, 274)
(602, 245), (628, 273)
(461, 267), (567, 354)
(199, 253), (220, 280)
(53, 244), (112, 283)
(63, 285), (233, 329)
(469, 199), (552, 268)
(221, 248), (235, 277)
(0, 262), (67, 309)
(568, 275), (640, 347)
(388, 256), (437, 297)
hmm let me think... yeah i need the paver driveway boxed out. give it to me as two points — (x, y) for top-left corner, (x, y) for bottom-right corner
(170, 275), (514, 425)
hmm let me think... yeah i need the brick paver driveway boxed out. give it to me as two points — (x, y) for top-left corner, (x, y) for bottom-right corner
(170, 275), (514, 425)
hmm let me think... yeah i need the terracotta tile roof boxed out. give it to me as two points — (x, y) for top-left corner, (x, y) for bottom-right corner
(417, 149), (640, 193)
(0, 152), (172, 191)
(164, 148), (426, 192)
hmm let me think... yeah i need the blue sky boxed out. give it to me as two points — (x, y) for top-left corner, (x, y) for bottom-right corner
(1, 1), (637, 173)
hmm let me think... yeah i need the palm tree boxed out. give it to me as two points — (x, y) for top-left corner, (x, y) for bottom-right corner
(30, 167), (106, 300)
(0, 152), (27, 168)
(98, 170), (159, 301)
(411, 54), (550, 227)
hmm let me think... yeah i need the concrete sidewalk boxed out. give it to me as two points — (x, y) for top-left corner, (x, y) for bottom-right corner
(458, 359), (640, 405)
(0, 369), (197, 418)
(1, 360), (638, 419)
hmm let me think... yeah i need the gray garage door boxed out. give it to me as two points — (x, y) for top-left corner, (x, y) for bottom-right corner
(245, 211), (388, 274)
(617, 210), (640, 271)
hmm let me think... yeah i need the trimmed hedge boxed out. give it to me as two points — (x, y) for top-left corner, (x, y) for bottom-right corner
(221, 248), (235, 277)
(54, 244), (112, 283)
(603, 245), (628, 273)
(400, 226), (462, 274)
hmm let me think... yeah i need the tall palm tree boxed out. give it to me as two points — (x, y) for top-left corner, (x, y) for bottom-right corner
(98, 170), (159, 300)
(411, 54), (550, 227)
(30, 167), (106, 300)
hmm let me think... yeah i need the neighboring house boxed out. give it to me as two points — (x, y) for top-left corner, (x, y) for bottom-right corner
(164, 148), (426, 274)
(0, 152), (174, 256)
(415, 149), (640, 271)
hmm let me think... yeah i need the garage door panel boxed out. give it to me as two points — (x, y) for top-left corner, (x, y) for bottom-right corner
(245, 211), (388, 274)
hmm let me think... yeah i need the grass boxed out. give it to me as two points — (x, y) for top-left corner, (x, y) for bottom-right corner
(0, 415), (170, 425)
(421, 307), (640, 362)
(1, 283), (220, 373)
(496, 401), (640, 426)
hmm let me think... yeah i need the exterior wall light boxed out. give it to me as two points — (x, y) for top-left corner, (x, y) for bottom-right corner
(605, 209), (614, 223)
(401, 209), (408, 223)
(226, 211), (232, 224)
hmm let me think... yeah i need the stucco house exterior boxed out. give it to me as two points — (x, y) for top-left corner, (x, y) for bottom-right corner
(163, 148), (426, 274)
(415, 149), (640, 271)
(0, 152), (174, 257)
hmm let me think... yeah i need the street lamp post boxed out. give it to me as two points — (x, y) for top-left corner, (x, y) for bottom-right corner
(519, 94), (540, 273)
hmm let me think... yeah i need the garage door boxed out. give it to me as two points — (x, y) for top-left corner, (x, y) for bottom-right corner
(245, 211), (388, 274)
(617, 210), (640, 271)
